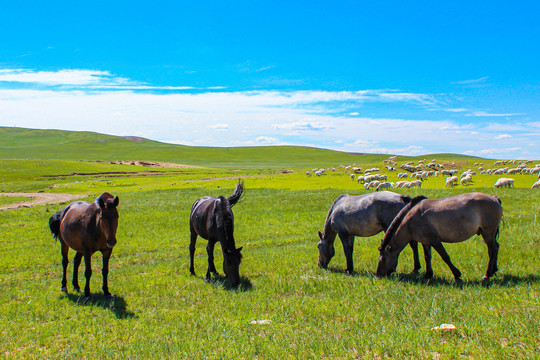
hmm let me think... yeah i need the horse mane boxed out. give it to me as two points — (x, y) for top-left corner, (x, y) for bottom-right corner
(378, 195), (427, 251)
(214, 196), (234, 235)
(322, 194), (347, 235)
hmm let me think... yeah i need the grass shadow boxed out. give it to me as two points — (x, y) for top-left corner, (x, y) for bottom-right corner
(63, 292), (136, 319)
(324, 267), (540, 288)
(394, 272), (540, 288)
(206, 274), (253, 292)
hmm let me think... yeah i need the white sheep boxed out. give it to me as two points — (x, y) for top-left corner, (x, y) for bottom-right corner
(494, 178), (514, 188)
(409, 180), (422, 188)
(532, 180), (540, 189)
(376, 182), (394, 191)
(445, 176), (458, 187)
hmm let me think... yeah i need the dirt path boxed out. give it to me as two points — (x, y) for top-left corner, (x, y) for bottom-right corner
(0, 193), (87, 211)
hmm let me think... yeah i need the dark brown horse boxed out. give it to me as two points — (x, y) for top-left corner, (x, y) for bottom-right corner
(377, 192), (502, 281)
(189, 181), (244, 288)
(49, 192), (119, 299)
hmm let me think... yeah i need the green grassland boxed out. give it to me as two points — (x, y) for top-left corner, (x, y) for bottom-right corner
(0, 128), (539, 359)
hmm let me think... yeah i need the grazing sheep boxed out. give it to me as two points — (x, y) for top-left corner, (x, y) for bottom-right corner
(350, 174), (355, 181)
(532, 180), (540, 189)
(494, 178), (514, 188)
(376, 182), (394, 191)
(445, 176), (458, 187)
(460, 174), (473, 186)
(357, 175), (364, 183)
(395, 181), (408, 189)
(306, 171), (312, 177)
(409, 180), (422, 188)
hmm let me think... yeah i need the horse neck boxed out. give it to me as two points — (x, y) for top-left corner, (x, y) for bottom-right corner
(388, 226), (410, 256)
(322, 216), (337, 243)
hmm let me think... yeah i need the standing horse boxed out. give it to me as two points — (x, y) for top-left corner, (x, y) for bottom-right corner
(189, 181), (244, 288)
(317, 191), (427, 274)
(49, 192), (119, 299)
(377, 192), (502, 281)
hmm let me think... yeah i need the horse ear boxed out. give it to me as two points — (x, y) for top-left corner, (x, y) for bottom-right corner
(114, 196), (119, 207)
(98, 197), (105, 208)
(318, 231), (323, 239)
(237, 246), (243, 253)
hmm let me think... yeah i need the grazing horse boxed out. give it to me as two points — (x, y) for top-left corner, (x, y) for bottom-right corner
(317, 191), (427, 274)
(189, 181), (244, 288)
(377, 192), (502, 281)
(49, 192), (119, 299)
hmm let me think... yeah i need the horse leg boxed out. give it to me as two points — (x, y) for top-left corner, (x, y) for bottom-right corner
(409, 241), (421, 273)
(338, 232), (355, 275)
(83, 249), (93, 299)
(422, 244), (433, 279)
(483, 233), (500, 280)
(101, 248), (112, 297)
(72, 252), (83, 292)
(60, 241), (69, 293)
(206, 240), (218, 279)
(431, 241), (462, 281)
(189, 229), (197, 276)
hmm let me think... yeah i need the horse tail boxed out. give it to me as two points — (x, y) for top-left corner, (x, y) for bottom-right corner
(227, 180), (244, 207)
(379, 195), (427, 251)
(49, 210), (63, 240)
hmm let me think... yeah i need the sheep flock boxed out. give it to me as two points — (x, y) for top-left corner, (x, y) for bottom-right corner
(304, 157), (540, 190)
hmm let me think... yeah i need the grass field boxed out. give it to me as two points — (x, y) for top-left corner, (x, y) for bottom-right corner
(0, 128), (539, 359)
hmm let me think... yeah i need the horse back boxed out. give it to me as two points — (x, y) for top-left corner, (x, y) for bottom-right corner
(408, 193), (502, 243)
(190, 197), (217, 241)
(59, 201), (98, 252)
(328, 192), (407, 237)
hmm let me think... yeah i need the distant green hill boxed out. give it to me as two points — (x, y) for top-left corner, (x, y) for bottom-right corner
(0, 127), (483, 168)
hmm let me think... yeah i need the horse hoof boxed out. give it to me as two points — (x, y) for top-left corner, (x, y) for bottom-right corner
(61, 287), (68, 293)
(73, 287), (81, 293)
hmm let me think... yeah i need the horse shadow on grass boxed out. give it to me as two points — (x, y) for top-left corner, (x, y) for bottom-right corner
(325, 267), (540, 288)
(63, 293), (136, 319)
(205, 274), (253, 292)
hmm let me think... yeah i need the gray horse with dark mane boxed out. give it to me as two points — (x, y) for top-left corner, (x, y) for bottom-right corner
(317, 191), (425, 274)
(377, 192), (503, 281)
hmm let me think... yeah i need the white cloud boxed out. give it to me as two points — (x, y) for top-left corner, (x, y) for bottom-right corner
(255, 136), (282, 145)
(0, 69), (128, 86)
(453, 76), (489, 85)
(209, 123), (229, 131)
(467, 110), (523, 117)
(272, 121), (333, 132)
(0, 68), (537, 159)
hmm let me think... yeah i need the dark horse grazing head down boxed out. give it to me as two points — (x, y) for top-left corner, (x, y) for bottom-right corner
(49, 192), (119, 300)
(189, 180), (244, 288)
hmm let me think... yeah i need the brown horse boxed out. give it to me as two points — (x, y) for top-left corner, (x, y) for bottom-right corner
(377, 192), (502, 281)
(189, 181), (244, 288)
(49, 192), (119, 299)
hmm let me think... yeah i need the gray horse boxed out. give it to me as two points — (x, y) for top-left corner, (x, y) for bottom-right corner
(317, 191), (424, 274)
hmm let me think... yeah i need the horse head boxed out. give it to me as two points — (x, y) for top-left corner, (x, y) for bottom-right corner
(376, 242), (399, 277)
(317, 231), (335, 269)
(223, 247), (243, 288)
(97, 193), (120, 248)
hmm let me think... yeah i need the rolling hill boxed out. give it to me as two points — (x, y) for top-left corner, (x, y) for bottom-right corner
(0, 126), (484, 168)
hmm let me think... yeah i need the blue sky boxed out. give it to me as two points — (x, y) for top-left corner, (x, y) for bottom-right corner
(1, 1), (539, 158)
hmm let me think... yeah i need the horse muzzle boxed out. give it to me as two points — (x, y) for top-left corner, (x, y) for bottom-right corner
(106, 239), (117, 248)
